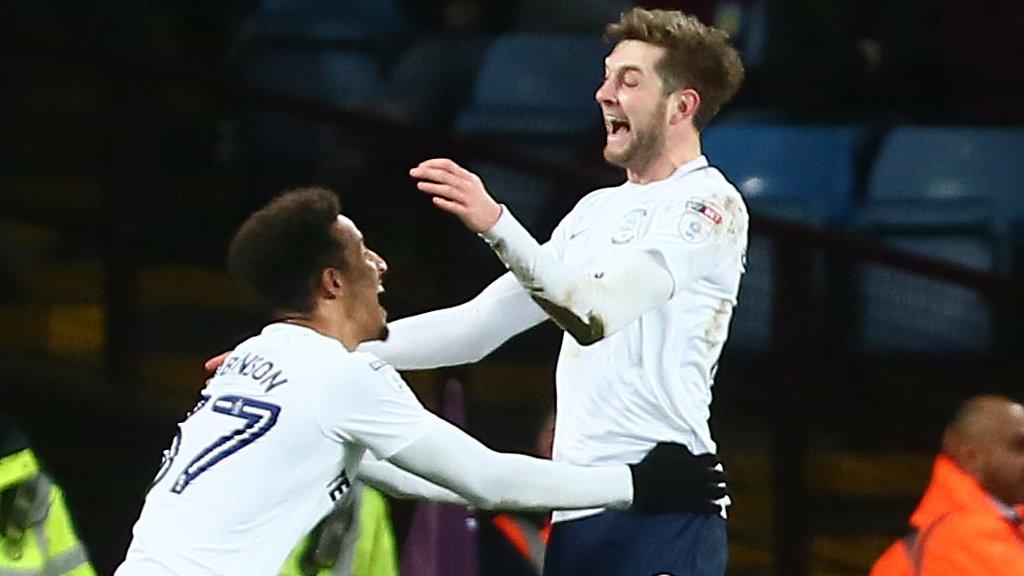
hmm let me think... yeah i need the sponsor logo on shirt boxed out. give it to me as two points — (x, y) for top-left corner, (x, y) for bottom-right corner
(611, 208), (648, 244)
(685, 200), (723, 225)
(679, 199), (725, 244)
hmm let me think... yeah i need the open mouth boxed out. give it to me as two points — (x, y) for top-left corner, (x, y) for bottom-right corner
(605, 115), (631, 138)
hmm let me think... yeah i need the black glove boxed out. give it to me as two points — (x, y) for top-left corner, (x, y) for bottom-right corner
(628, 442), (728, 514)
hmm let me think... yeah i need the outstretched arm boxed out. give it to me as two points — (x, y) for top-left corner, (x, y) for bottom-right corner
(410, 158), (674, 344)
(386, 416), (725, 512)
(358, 272), (547, 370)
(357, 452), (471, 506)
(326, 355), (728, 513)
(387, 416), (631, 511)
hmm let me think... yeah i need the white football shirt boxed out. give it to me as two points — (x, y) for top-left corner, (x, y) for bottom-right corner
(115, 323), (435, 576)
(545, 155), (748, 522)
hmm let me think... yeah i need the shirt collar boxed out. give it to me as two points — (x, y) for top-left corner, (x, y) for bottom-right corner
(623, 155), (709, 189)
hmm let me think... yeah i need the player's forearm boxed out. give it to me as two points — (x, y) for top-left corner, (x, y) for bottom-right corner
(359, 273), (544, 369)
(358, 455), (471, 506)
(480, 208), (673, 344)
(389, 418), (632, 511)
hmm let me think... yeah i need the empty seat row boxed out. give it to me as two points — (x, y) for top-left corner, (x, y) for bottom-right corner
(707, 125), (1024, 355)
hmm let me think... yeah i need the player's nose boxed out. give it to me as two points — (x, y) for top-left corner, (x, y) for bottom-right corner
(595, 77), (615, 105)
(371, 251), (387, 276)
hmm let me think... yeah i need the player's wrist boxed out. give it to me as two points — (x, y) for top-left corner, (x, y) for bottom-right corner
(476, 202), (502, 233)
(478, 204), (512, 239)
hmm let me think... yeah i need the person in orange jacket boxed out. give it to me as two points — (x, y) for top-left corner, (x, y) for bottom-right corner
(870, 395), (1024, 576)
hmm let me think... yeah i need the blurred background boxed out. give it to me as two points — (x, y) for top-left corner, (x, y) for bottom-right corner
(2, 0), (1024, 574)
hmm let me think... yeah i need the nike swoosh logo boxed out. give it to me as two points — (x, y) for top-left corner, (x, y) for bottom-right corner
(569, 228), (589, 240)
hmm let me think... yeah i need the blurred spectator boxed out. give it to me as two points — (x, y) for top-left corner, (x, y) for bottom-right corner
(870, 395), (1024, 575)
(0, 419), (97, 576)
(280, 484), (398, 576)
(477, 411), (555, 576)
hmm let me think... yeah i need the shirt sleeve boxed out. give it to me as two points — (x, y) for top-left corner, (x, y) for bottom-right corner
(316, 353), (438, 460)
(637, 187), (748, 297)
(358, 272), (546, 370)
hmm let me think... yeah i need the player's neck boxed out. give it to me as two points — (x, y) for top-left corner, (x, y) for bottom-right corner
(277, 307), (361, 351)
(625, 133), (701, 184)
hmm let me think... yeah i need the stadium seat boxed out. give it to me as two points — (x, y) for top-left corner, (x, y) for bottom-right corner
(512, 0), (632, 33)
(453, 34), (608, 234)
(239, 0), (413, 48)
(373, 35), (493, 129)
(855, 126), (1024, 354)
(226, 47), (381, 167)
(456, 33), (608, 136)
(703, 124), (863, 224)
(703, 124), (865, 353)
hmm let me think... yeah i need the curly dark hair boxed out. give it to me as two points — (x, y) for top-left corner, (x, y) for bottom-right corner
(227, 188), (346, 313)
(606, 8), (745, 130)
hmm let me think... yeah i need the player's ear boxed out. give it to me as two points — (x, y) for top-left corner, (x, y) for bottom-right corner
(320, 267), (345, 299)
(669, 88), (700, 125)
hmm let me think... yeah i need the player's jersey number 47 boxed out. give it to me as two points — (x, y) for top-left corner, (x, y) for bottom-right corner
(153, 395), (281, 493)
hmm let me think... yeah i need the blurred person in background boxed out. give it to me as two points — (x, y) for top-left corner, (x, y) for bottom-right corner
(477, 411), (556, 576)
(280, 484), (397, 576)
(371, 7), (746, 576)
(0, 419), (96, 576)
(870, 395), (1024, 575)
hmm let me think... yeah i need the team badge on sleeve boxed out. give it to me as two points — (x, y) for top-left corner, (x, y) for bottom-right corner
(679, 200), (724, 244)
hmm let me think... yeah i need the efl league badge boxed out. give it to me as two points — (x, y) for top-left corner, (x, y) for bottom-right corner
(611, 208), (647, 244)
(679, 199), (722, 244)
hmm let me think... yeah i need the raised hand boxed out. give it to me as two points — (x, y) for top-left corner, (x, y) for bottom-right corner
(409, 158), (502, 233)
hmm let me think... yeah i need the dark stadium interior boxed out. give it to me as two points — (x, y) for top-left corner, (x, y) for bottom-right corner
(2, 1), (1024, 574)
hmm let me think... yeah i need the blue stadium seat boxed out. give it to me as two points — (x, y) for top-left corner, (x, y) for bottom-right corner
(373, 35), (493, 129)
(703, 124), (863, 224)
(867, 126), (1024, 203)
(855, 126), (1024, 354)
(456, 33), (608, 135)
(702, 124), (865, 353)
(227, 48), (381, 166)
(453, 34), (608, 235)
(512, 0), (632, 33)
(240, 0), (412, 47)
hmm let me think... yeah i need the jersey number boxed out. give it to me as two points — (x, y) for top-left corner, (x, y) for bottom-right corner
(168, 395), (281, 494)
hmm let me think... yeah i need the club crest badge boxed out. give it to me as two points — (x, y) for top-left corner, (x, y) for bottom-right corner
(611, 208), (648, 244)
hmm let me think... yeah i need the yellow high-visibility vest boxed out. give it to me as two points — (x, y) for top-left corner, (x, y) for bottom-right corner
(280, 486), (397, 576)
(0, 449), (96, 576)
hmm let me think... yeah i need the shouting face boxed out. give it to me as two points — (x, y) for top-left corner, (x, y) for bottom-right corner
(334, 215), (389, 343)
(596, 40), (673, 172)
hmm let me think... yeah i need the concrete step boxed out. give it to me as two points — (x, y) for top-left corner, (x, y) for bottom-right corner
(2, 174), (105, 225)
(8, 260), (255, 311)
(0, 302), (104, 363)
(4, 122), (110, 171)
(809, 452), (932, 499)
(6, 77), (108, 121)
(809, 534), (893, 575)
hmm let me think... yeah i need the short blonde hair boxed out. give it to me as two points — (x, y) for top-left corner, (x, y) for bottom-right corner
(605, 8), (745, 130)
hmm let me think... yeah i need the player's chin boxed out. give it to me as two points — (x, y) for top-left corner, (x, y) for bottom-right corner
(603, 146), (631, 168)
